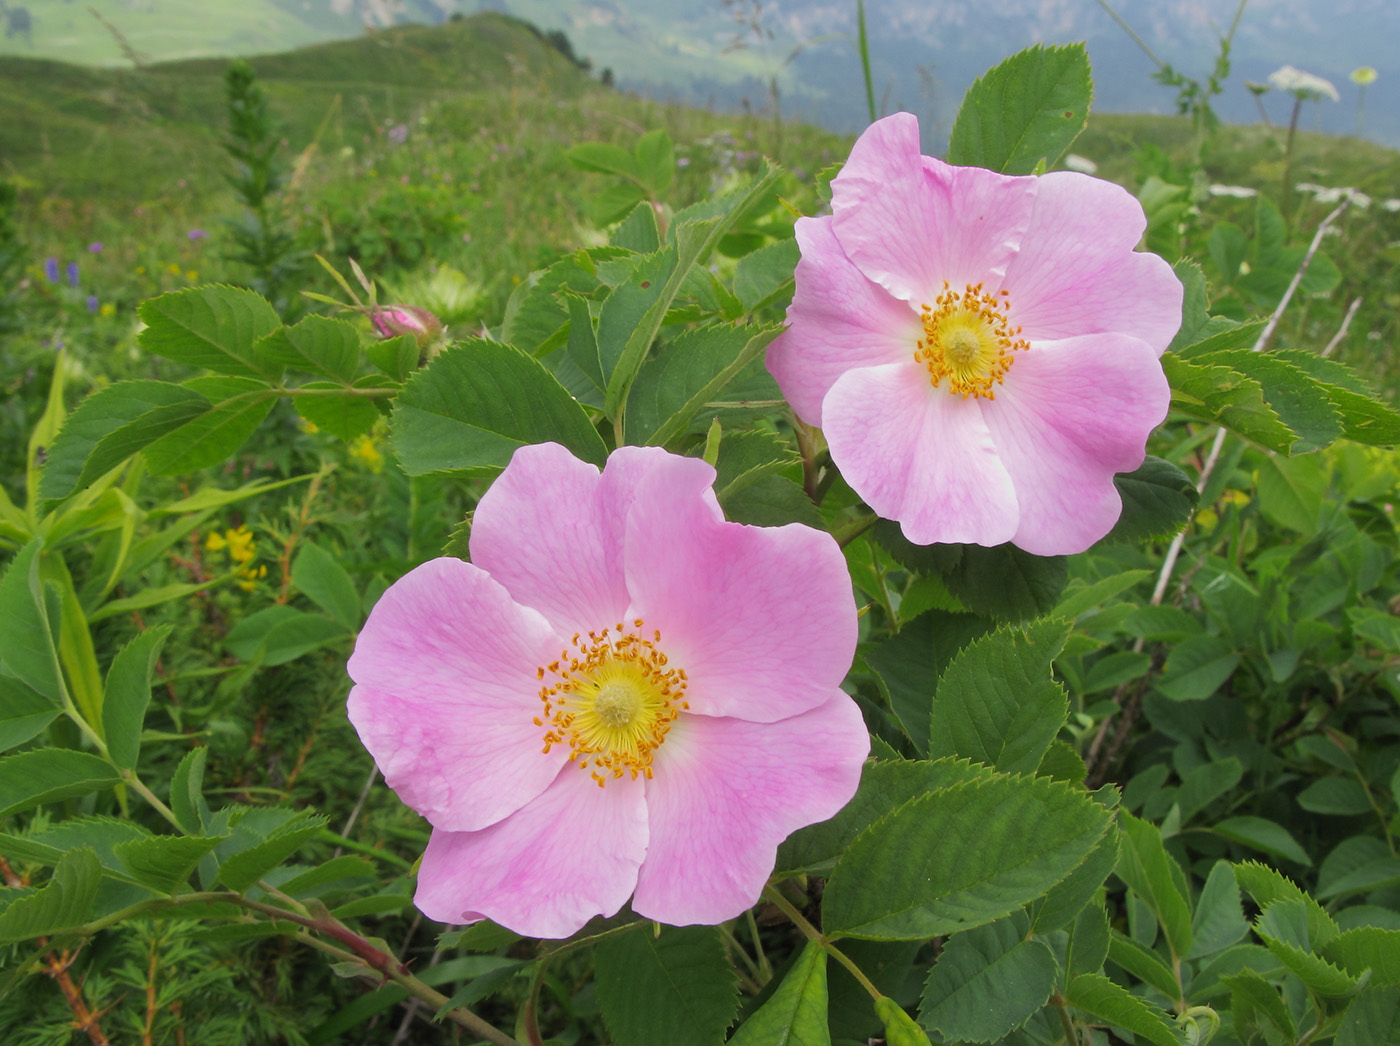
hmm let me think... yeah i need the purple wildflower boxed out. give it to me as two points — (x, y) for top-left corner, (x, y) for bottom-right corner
(388, 124), (408, 145)
(44, 257), (59, 283)
(86, 295), (100, 314)
(67, 262), (80, 287)
(188, 229), (210, 241)
(88, 242), (104, 253)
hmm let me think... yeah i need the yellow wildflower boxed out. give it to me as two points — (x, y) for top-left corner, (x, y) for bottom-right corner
(207, 526), (260, 586)
(349, 434), (384, 473)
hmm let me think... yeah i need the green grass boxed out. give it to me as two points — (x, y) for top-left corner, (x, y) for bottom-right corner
(1069, 113), (1400, 390)
(1, 14), (603, 202)
(1075, 114), (1400, 204)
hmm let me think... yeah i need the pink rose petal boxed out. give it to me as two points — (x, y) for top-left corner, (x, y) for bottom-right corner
(347, 558), (567, 832)
(766, 216), (922, 426)
(1002, 171), (1183, 354)
(621, 459), (858, 722)
(469, 443), (666, 637)
(831, 112), (1035, 302)
(984, 334), (1171, 555)
(415, 768), (648, 939)
(822, 361), (1019, 547)
(632, 695), (869, 925)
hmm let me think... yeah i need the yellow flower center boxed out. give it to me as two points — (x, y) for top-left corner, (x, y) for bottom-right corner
(535, 620), (688, 787)
(915, 282), (1029, 399)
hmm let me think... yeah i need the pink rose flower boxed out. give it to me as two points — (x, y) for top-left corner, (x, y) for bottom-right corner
(369, 304), (441, 343)
(347, 443), (867, 938)
(767, 112), (1182, 555)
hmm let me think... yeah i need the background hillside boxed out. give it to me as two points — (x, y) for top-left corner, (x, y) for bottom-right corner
(0, 13), (600, 202)
(2, 0), (1397, 148)
(0, 12), (849, 334)
(3, 9), (1395, 383)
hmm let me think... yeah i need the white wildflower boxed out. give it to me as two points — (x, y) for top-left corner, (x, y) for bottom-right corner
(1208, 184), (1258, 198)
(1268, 65), (1340, 101)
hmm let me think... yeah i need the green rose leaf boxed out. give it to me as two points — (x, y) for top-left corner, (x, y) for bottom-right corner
(101, 624), (172, 770)
(0, 748), (119, 818)
(948, 43), (1092, 175)
(391, 340), (608, 475)
(137, 285), (281, 381)
(728, 940), (829, 1046)
(929, 616), (1071, 775)
(0, 847), (102, 944)
(256, 314), (360, 382)
(1104, 456), (1198, 544)
(919, 912), (1057, 1043)
(823, 772), (1111, 940)
(596, 925), (739, 1046)
(39, 381), (211, 500)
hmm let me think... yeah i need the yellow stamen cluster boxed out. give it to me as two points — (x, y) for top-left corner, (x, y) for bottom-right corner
(915, 281), (1029, 399)
(535, 619), (689, 787)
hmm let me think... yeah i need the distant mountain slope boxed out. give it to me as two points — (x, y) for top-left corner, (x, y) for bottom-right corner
(2, 0), (1395, 148)
(495, 0), (1400, 149)
(0, 13), (599, 200)
(0, 0), (354, 65)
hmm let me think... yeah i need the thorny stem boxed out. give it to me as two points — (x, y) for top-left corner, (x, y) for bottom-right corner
(720, 924), (766, 987)
(287, 928), (518, 1045)
(275, 465), (328, 605)
(761, 885), (883, 1002)
(794, 419), (822, 501)
(391, 922), (451, 1046)
(1050, 990), (1081, 1046)
(746, 907), (773, 982)
(1322, 296), (1363, 358)
(522, 959), (549, 1046)
(833, 512), (878, 549)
